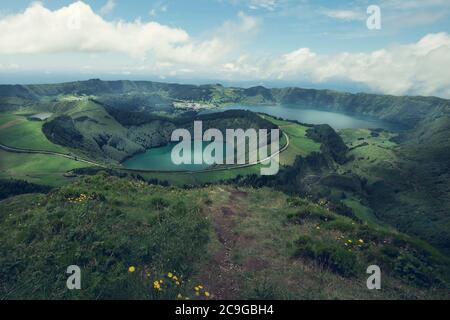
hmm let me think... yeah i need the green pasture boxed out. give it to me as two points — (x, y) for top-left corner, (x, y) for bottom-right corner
(0, 112), (67, 153)
(0, 150), (88, 186)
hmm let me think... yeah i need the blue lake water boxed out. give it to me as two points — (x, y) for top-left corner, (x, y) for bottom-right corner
(201, 104), (403, 131)
(123, 104), (403, 171)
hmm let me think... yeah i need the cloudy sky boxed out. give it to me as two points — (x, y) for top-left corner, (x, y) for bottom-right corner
(0, 0), (449, 97)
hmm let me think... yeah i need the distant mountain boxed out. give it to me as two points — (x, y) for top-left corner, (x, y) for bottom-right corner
(2, 79), (450, 127)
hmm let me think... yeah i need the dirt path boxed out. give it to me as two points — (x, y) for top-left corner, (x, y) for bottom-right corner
(198, 187), (268, 299)
(210, 205), (243, 299)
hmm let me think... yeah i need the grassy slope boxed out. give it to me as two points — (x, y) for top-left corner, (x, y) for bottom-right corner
(0, 150), (87, 186)
(342, 198), (380, 227)
(337, 129), (409, 228)
(0, 112), (67, 153)
(0, 175), (210, 299)
(338, 128), (399, 183)
(197, 186), (450, 299)
(338, 128), (450, 255)
(56, 98), (145, 162)
(1, 174), (448, 299)
(261, 115), (320, 166)
(0, 109), (93, 187)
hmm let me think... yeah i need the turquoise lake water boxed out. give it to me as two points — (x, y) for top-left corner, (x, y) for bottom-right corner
(123, 141), (228, 171)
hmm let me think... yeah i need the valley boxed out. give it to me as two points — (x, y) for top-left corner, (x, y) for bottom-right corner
(1, 79), (449, 300)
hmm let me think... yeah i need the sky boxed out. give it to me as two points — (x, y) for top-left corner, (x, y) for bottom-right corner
(0, 0), (449, 97)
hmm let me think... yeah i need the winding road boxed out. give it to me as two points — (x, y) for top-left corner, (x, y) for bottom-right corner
(0, 131), (290, 174)
(0, 143), (105, 167)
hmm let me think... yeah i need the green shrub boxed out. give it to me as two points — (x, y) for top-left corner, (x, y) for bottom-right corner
(393, 253), (440, 288)
(363, 246), (393, 270)
(286, 203), (335, 225)
(294, 236), (359, 277)
(0, 179), (52, 200)
(150, 197), (170, 210)
(243, 277), (285, 300)
(356, 225), (387, 243)
(380, 245), (400, 258)
(286, 197), (309, 208)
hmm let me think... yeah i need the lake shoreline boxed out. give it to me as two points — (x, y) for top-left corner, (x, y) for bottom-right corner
(201, 104), (408, 131)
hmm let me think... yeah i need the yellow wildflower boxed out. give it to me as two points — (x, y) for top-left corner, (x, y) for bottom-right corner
(128, 266), (136, 273)
(205, 292), (210, 297)
(168, 272), (173, 278)
(194, 286), (200, 291)
(358, 239), (364, 244)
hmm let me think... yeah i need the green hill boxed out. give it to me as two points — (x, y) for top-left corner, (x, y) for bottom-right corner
(1, 79), (450, 298)
(1, 173), (448, 299)
(2, 79), (449, 128)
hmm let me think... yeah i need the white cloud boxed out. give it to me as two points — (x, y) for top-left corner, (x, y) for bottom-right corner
(0, 2), (186, 59)
(320, 0), (450, 27)
(100, 0), (116, 15)
(0, 1), (257, 66)
(384, 10), (448, 28)
(215, 33), (450, 97)
(221, 11), (260, 36)
(321, 9), (365, 21)
(149, 2), (168, 17)
(248, 0), (278, 11)
(255, 32), (450, 97)
(381, 0), (450, 28)
(382, 0), (450, 10)
(229, 0), (279, 11)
